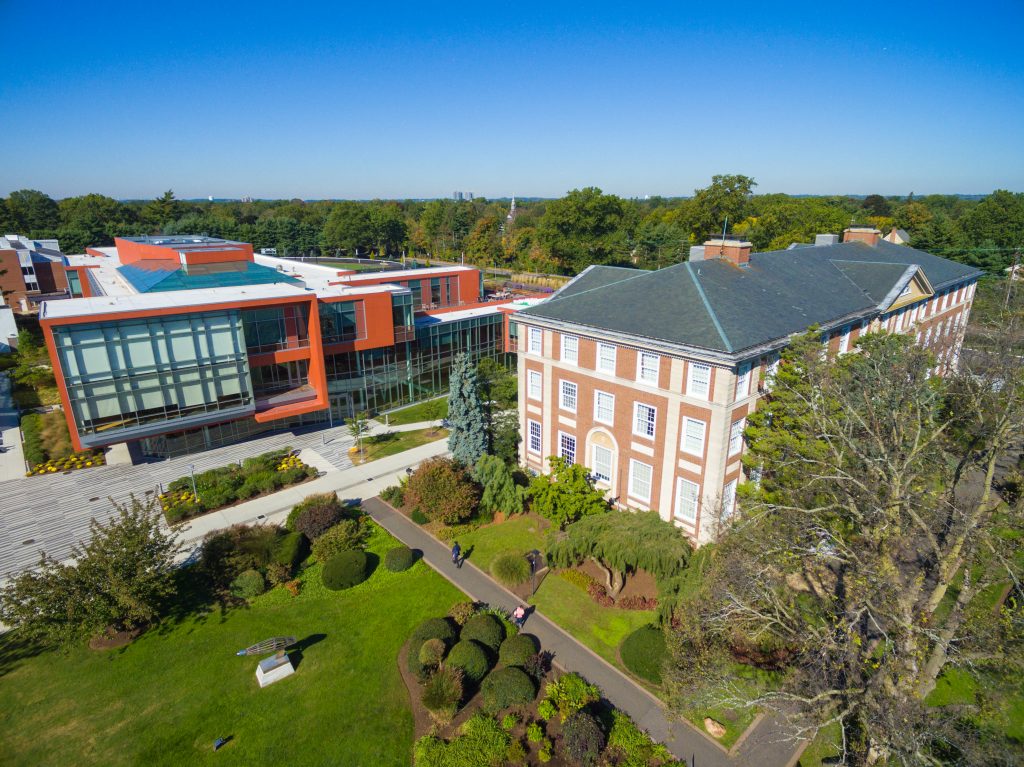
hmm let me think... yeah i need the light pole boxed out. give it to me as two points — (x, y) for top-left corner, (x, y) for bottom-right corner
(188, 464), (199, 501)
(527, 549), (541, 596)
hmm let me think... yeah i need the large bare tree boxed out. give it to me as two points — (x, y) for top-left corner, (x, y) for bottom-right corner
(665, 322), (1024, 766)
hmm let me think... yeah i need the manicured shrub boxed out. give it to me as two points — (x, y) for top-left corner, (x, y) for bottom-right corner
(499, 633), (538, 668)
(461, 613), (505, 652)
(201, 524), (283, 586)
(481, 666), (536, 713)
(322, 549), (369, 590)
(237, 469), (282, 499)
(445, 640), (491, 683)
(419, 638), (447, 668)
(312, 519), (367, 563)
(538, 739), (553, 763)
(561, 711), (606, 767)
(413, 714), (510, 767)
(412, 617), (458, 646)
(447, 601), (477, 626)
(20, 412), (45, 466)
(404, 457), (481, 525)
(290, 493), (346, 540)
(506, 739), (526, 764)
(490, 552), (530, 587)
(523, 651), (553, 682)
(545, 673), (601, 722)
(265, 561), (290, 586)
(380, 483), (405, 507)
(526, 721), (545, 743)
(537, 698), (557, 721)
(501, 712), (519, 730)
(384, 545), (416, 572)
(421, 666), (463, 723)
(273, 531), (308, 573)
(605, 710), (673, 764)
(620, 625), (667, 684)
(411, 509), (429, 525)
(229, 569), (266, 601)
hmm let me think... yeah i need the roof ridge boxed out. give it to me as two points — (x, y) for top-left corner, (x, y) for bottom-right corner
(684, 262), (732, 352)
(543, 265), (653, 304)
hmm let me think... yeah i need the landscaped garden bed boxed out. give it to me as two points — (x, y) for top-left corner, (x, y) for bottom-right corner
(159, 448), (317, 522)
(21, 409), (105, 476)
(350, 427), (449, 465)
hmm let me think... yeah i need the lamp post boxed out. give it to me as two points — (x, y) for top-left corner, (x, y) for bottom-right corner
(188, 464), (199, 501)
(527, 549), (541, 596)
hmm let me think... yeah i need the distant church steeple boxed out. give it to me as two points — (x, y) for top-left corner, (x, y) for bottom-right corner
(507, 196), (517, 222)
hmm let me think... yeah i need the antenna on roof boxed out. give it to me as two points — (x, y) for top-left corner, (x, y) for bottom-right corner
(721, 216), (728, 241)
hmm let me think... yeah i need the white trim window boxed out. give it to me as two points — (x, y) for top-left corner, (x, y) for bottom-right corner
(728, 417), (745, 456)
(924, 326), (933, 345)
(968, 283), (976, 300)
(628, 459), (653, 503)
(633, 402), (657, 439)
(860, 318), (870, 335)
(838, 326), (851, 354)
(558, 432), (576, 465)
(528, 327), (543, 355)
(764, 354), (780, 391)
(597, 342), (617, 374)
(637, 352), (660, 384)
(593, 390), (615, 425)
(591, 444), (612, 484)
(560, 334), (578, 365)
(559, 380), (577, 413)
(941, 290), (949, 311)
(680, 416), (706, 456)
(723, 479), (738, 519)
(527, 370), (542, 401)
(687, 362), (711, 399)
(527, 420), (542, 454)
(675, 477), (699, 522)
(735, 362), (751, 399)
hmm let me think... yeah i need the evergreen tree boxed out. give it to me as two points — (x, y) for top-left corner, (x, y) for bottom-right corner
(447, 352), (488, 467)
(473, 454), (523, 517)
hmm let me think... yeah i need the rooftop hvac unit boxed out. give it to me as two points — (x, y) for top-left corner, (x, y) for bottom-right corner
(689, 245), (705, 262)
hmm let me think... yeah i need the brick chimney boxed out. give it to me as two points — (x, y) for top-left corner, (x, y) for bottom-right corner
(842, 226), (882, 246)
(703, 238), (752, 267)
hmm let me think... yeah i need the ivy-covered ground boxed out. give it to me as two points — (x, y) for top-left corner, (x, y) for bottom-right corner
(0, 523), (463, 767)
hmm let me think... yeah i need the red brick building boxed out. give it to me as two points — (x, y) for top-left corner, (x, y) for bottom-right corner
(512, 227), (981, 545)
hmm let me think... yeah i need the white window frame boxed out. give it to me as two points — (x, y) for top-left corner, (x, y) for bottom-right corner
(735, 362), (751, 399)
(687, 362), (711, 399)
(590, 443), (613, 485)
(558, 432), (576, 465)
(633, 402), (657, 439)
(675, 477), (699, 522)
(723, 479), (738, 519)
(559, 380), (577, 413)
(764, 354), (780, 391)
(597, 342), (617, 374)
(838, 326), (850, 355)
(628, 459), (653, 503)
(728, 417), (745, 457)
(637, 352), (660, 384)
(528, 327), (542, 355)
(527, 419), (542, 454)
(860, 318), (870, 335)
(527, 370), (542, 401)
(680, 416), (706, 456)
(593, 390), (615, 425)
(560, 334), (578, 365)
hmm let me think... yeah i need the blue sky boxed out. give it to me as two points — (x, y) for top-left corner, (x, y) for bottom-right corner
(2, 1), (1022, 199)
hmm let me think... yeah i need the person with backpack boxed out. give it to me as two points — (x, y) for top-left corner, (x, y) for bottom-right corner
(451, 541), (461, 568)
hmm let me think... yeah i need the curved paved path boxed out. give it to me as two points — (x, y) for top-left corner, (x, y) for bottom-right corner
(362, 497), (806, 767)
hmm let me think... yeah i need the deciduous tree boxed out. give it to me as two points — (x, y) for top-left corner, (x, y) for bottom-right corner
(528, 457), (609, 529)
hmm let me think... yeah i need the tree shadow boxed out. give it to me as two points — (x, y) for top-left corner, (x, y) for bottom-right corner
(0, 630), (47, 679)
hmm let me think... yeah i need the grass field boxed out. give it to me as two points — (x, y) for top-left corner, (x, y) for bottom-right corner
(0, 523), (464, 767)
(452, 514), (549, 571)
(380, 397), (448, 426)
(354, 427), (447, 464)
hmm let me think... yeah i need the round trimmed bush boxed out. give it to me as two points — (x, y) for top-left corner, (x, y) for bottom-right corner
(419, 637), (447, 667)
(229, 569), (266, 600)
(561, 711), (606, 767)
(412, 617), (458, 646)
(481, 666), (537, 713)
(461, 613), (505, 652)
(384, 544), (416, 572)
(322, 549), (369, 591)
(491, 552), (531, 586)
(445, 639), (491, 683)
(620, 624), (667, 684)
(447, 601), (477, 626)
(499, 633), (539, 667)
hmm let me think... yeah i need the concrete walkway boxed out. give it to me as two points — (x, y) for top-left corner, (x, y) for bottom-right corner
(0, 373), (25, 483)
(361, 497), (804, 767)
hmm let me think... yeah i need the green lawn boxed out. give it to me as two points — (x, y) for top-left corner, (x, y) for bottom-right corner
(356, 427), (448, 463)
(380, 397), (448, 426)
(796, 722), (843, 766)
(0, 523), (464, 767)
(453, 514), (548, 571)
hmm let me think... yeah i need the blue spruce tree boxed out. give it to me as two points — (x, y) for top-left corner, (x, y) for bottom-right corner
(447, 352), (488, 467)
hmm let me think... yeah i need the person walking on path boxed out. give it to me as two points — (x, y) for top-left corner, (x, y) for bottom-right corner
(451, 541), (461, 568)
(512, 605), (527, 629)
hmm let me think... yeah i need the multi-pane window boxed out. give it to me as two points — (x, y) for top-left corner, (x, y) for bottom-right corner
(723, 479), (738, 519)
(633, 403), (656, 438)
(838, 326), (850, 354)
(860, 318), (870, 335)
(735, 363), (751, 399)
(728, 418), (745, 456)
(637, 352), (660, 384)
(559, 432), (577, 465)
(680, 417), (706, 456)
(924, 326), (933, 345)
(527, 420), (542, 454)
(528, 327), (542, 355)
(675, 477), (699, 522)
(597, 343), (617, 374)
(561, 334), (578, 365)
(560, 380), (577, 412)
(594, 390), (615, 424)
(764, 354), (780, 390)
(628, 460), (653, 502)
(591, 444), (612, 484)
(687, 363), (711, 399)
(528, 370), (542, 400)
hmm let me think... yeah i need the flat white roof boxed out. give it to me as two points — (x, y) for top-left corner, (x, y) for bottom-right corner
(415, 296), (546, 325)
(42, 283), (312, 321)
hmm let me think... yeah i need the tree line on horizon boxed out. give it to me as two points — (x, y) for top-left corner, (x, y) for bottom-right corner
(2, 177), (1022, 276)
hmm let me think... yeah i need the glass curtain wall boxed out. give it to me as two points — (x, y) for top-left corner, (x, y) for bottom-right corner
(241, 305), (309, 354)
(319, 300), (364, 344)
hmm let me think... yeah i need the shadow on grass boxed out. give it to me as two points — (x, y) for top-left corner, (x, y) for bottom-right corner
(0, 630), (47, 679)
(290, 633), (327, 669)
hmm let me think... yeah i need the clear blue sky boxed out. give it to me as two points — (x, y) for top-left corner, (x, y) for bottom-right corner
(2, 0), (1022, 200)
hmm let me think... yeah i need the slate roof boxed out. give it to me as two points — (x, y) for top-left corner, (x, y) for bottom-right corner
(518, 239), (982, 357)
